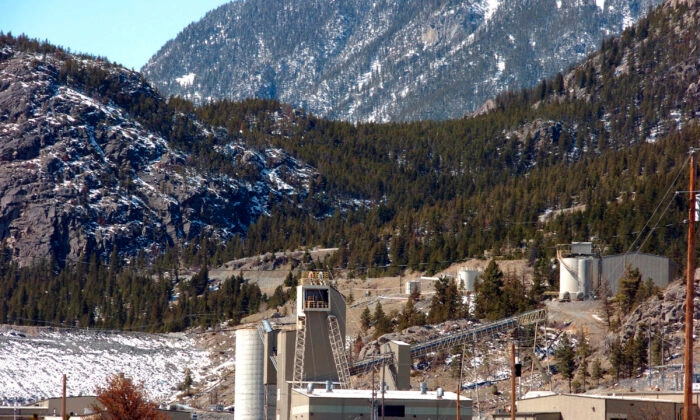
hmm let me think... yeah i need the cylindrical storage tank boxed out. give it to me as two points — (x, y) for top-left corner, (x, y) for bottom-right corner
(559, 258), (579, 300)
(577, 258), (589, 300)
(234, 328), (264, 420)
(405, 281), (421, 295)
(458, 269), (480, 293)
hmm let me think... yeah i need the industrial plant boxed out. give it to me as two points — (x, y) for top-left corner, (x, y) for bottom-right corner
(555, 242), (677, 300)
(235, 271), (547, 420)
(230, 240), (681, 420)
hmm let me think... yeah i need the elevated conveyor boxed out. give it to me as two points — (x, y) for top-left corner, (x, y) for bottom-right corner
(350, 308), (547, 375)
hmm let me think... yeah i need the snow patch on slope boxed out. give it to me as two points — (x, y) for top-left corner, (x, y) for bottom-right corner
(484, 0), (501, 22)
(0, 328), (211, 402)
(176, 72), (196, 87)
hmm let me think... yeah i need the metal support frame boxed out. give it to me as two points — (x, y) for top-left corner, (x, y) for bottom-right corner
(292, 316), (306, 388)
(350, 308), (547, 376)
(328, 315), (352, 389)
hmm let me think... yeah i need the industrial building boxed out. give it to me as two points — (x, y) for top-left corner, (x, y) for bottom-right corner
(502, 393), (684, 420)
(557, 242), (677, 300)
(0, 396), (194, 419)
(289, 387), (469, 419)
(237, 271), (548, 420)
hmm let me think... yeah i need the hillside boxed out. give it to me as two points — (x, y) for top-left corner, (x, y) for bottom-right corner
(0, 36), (328, 266)
(0, 0), (699, 333)
(143, 0), (663, 122)
(0, 326), (212, 402)
(191, 0), (700, 275)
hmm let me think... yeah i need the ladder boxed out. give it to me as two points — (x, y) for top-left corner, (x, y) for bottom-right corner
(328, 315), (352, 389)
(292, 316), (306, 388)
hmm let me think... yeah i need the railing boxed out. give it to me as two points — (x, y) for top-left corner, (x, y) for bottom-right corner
(304, 300), (329, 309)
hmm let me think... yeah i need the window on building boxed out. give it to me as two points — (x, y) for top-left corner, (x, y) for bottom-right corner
(377, 405), (405, 417)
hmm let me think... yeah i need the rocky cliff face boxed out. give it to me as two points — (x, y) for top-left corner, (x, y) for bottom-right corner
(143, 0), (663, 122)
(0, 45), (315, 266)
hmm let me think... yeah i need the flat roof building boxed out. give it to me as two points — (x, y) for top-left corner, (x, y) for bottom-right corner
(514, 393), (683, 419)
(288, 387), (471, 420)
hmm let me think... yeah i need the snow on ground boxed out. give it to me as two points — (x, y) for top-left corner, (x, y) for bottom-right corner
(0, 327), (211, 403)
(176, 73), (196, 88)
(484, 0), (501, 22)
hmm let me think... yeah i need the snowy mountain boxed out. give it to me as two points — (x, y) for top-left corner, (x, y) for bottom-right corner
(0, 42), (317, 266)
(143, 0), (663, 122)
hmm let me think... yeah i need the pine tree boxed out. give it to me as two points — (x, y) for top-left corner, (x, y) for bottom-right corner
(591, 358), (603, 387)
(360, 307), (372, 332)
(609, 339), (624, 381)
(398, 298), (426, 330)
(474, 261), (506, 320)
(428, 276), (463, 323)
(576, 330), (592, 391)
(372, 302), (391, 338)
(178, 368), (193, 395)
(616, 264), (642, 315)
(555, 333), (577, 393)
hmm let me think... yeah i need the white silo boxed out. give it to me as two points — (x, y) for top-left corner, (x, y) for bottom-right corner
(234, 327), (264, 420)
(405, 280), (421, 295)
(577, 258), (589, 299)
(559, 257), (580, 300)
(458, 268), (480, 293)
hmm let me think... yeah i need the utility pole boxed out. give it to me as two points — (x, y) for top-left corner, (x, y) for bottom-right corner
(62, 374), (67, 420)
(371, 367), (376, 420)
(510, 341), (516, 420)
(684, 150), (696, 420)
(457, 345), (465, 420)
(472, 339), (481, 420)
(381, 360), (385, 420)
(648, 326), (652, 389)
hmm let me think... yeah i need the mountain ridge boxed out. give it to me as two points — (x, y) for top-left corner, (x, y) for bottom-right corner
(143, 0), (663, 122)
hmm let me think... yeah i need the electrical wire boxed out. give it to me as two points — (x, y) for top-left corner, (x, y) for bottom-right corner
(625, 154), (689, 255)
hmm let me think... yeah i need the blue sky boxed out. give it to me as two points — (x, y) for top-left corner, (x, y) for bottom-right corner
(0, 0), (232, 70)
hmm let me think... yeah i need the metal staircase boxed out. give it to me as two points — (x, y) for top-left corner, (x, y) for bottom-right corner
(327, 315), (352, 388)
(292, 316), (306, 388)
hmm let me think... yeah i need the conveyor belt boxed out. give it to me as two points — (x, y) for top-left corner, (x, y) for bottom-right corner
(411, 308), (546, 358)
(349, 308), (547, 375)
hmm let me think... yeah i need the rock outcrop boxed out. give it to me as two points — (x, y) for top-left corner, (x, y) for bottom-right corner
(0, 45), (315, 266)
